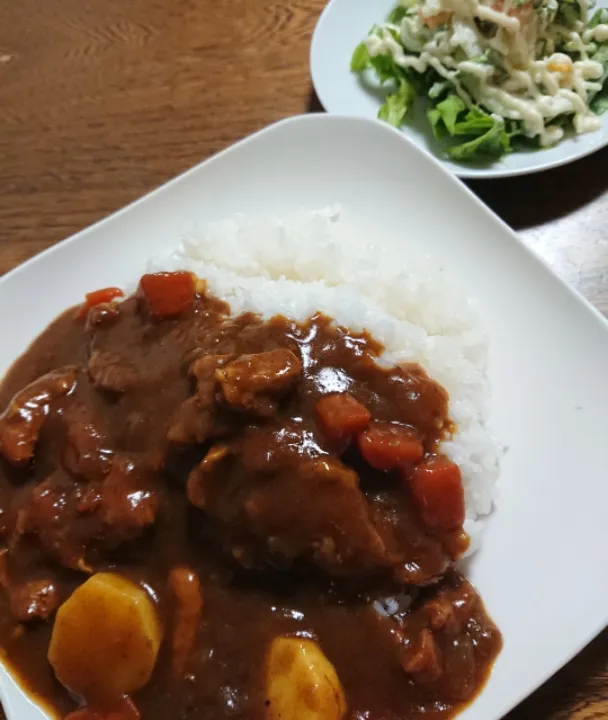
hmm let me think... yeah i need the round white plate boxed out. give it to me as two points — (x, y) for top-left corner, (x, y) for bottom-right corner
(310, 0), (608, 178)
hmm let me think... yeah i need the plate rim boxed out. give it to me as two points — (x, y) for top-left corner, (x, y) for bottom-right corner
(4, 113), (606, 331)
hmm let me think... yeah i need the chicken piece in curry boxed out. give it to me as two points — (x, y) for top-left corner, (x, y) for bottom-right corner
(0, 272), (501, 720)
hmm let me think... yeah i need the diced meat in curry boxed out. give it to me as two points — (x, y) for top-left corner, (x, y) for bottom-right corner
(0, 272), (501, 720)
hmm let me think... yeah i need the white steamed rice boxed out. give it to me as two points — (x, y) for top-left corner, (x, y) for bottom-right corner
(151, 206), (500, 554)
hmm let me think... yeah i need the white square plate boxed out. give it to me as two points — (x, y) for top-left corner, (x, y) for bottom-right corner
(1, 114), (608, 720)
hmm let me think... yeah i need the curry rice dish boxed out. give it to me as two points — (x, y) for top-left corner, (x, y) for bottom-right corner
(0, 211), (502, 720)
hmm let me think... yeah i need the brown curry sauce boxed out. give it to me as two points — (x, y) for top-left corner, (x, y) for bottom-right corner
(0, 275), (502, 720)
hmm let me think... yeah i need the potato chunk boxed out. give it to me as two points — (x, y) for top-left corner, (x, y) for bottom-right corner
(48, 573), (162, 701)
(265, 637), (346, 720)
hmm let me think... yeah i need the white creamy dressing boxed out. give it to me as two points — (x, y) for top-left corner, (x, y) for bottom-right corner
(584, 22), (608, 41)
(365, 0), (607, 144)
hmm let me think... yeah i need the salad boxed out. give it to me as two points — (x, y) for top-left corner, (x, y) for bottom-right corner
(351, 0), (608, 160)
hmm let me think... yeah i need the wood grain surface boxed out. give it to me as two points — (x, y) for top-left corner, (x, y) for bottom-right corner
(0, 1), (606, 719)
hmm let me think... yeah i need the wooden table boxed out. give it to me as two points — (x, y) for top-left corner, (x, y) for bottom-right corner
(0, 1), (606, 718)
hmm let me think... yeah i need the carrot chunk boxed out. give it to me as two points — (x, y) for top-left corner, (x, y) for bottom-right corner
(139, 272), (196, 318)
(78, 287), (124, 318)
(408, 455), (465, 531)
(65, 697), (140, 720)
(315, 393), (371, 441)
(358, 422), (424, 471)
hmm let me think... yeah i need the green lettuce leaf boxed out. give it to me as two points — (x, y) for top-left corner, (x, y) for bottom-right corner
(428, 96), (510, 159)
(587, 40), (608, 114)
(427, 94), (466, 137)
(590, 44), (608, 113)
(378, 78), (416, 126)
(386, 5), (407, 23)
(505, 119), (525, 137)
(350, 42), (370, 72)
(452, 106), (496, 135)
(589, 7), (608, 28)
(427, 108), (444, 138)
(592, 43), (608, 78)
(448, 120), (511, 160)
(592, 87), (608, 114)
(556, 0), (581, 27)
(369, 52), (402, 83)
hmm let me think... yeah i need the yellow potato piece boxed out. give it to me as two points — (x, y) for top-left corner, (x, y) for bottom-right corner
(265, 636), (346, 720)
(48, 572), (162, 701)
